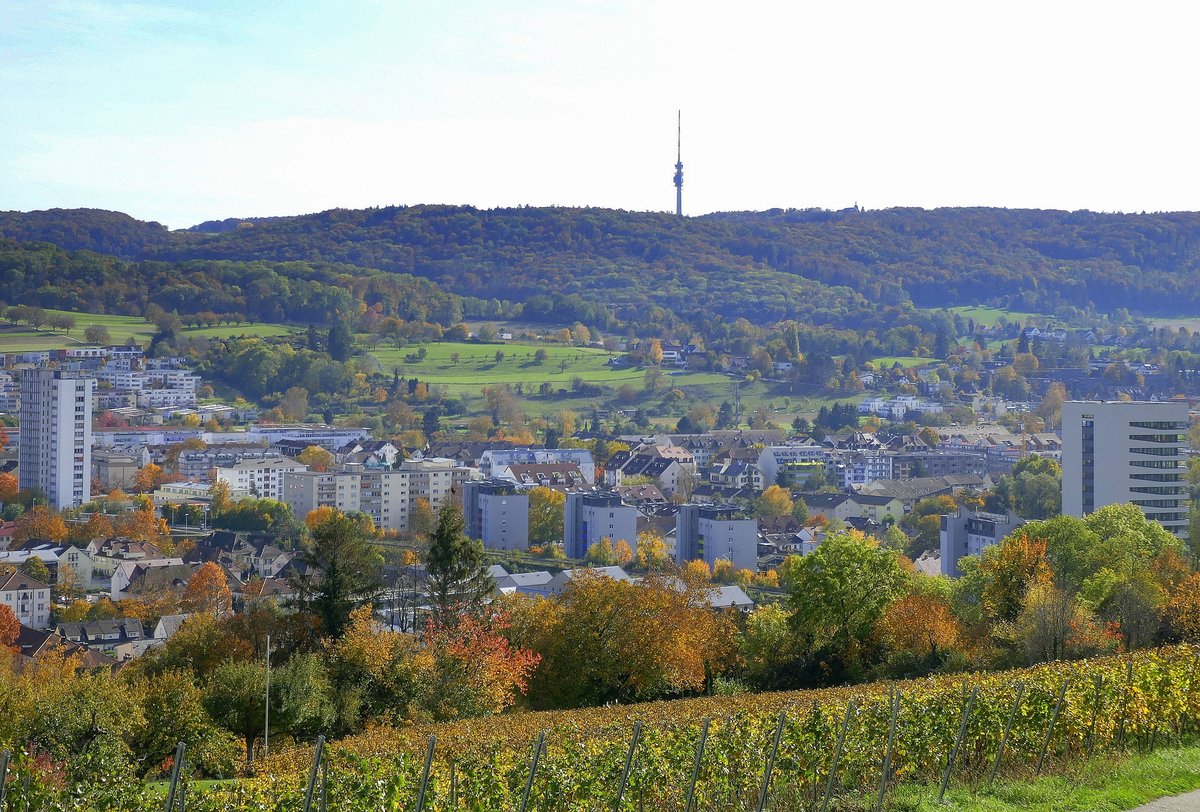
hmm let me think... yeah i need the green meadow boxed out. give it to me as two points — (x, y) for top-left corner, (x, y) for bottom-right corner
(0, 308), (293, 352)
(946, 305), (1046, 328)
(372, 341), (727, 392)
(869, 355), (938, 368)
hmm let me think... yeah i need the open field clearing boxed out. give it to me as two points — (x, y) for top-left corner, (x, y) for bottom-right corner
(1149, 316), (1200, 332)
(869, 355), (938, 368)
(0, 308), (293, 352)
(946, 305), (1046, 327)
(372, 341), (727, 393)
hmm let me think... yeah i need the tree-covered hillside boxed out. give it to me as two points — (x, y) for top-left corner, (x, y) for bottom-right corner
(5, 205), (1200, 327)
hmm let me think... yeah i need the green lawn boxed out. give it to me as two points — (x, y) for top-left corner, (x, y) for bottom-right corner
(0, 308), (293, 352)
(885, 743), (1200, 811)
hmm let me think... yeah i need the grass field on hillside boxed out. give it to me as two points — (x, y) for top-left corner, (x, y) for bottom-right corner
(869, 355), (938, 368)
(947, 305), (1046, 327)
(890, 744), (1200, 811)
(0, 308), (293, 352)
(372, 341), (727, 392)
(1149, 316), (1200, 332)
(370, 340), (865, 426)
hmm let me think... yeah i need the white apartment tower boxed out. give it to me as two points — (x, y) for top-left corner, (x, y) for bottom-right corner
(19, 369), (94, 508)
(1062, 401), (1189, 537)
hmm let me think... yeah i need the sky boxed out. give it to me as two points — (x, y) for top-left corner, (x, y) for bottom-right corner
(2, 0), (1198, 228)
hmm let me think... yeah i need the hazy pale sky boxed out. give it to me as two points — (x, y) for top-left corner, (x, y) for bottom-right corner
(2, 0), (1197, 228)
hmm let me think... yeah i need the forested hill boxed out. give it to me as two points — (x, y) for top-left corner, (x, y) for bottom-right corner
(5, 205), (1200, 326)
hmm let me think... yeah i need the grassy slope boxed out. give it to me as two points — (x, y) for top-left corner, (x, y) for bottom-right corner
(371, 340), (726, 393)
(371, 340), (861, 424)
(0, 307), (292, 351)
(946, 305), (1046, 328)
(886, 744), (1200, 811)
(869, 356), (939, 369)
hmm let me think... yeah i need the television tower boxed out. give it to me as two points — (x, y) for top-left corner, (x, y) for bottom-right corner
(673, 110), (683, 217)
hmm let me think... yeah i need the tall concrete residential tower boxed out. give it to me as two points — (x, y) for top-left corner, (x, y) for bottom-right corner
(19, 369), (94, 508)
(1061, 400), (1189, 537)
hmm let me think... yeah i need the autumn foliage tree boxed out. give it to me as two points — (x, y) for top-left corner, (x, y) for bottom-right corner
(296, 445), (334, 473)
(67, 511), (114, 544)
(409, 498), (436, 537)
(113, 508), (171, 544)
(507, 570), (736, 708)
(634, 530), (671, 571)
(132, 463), (167, 493)
(420, 610), (541, 720)
(13, 505), (68, 543)
(183, 562), (234, 616)
(875, 594), (961, 662)
(970, 529), (1053, 623)
(527, 486), (566, 546)
(1165, 572), (1200, 643)
(0, 604), (18, 652)
(0, 472), (17, 503)
(755, 485), (794, 518)
(305, 505), (339, 531)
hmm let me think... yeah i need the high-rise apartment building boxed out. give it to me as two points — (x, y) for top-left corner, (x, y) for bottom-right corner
(462, 480), (529, 551)
(19, 369), (94, 508)
(563, 492), (639, 560)
(1062, 401), (1189, 537)
(282, 458), (468, 532)
(674, 504), (758, 572)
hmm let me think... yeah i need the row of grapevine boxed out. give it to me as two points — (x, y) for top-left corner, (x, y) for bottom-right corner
(3, 646), (1198, 811)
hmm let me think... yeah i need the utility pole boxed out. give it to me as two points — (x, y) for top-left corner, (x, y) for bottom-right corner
(263, 634), (271, 759)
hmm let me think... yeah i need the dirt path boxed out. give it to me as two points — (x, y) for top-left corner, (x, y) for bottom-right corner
(1129, 789), (1200, 811)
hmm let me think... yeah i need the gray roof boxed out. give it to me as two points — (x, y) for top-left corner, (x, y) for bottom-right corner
(557, 566), (631, 582)
(154, 614), (193, 639)
(56, 618), (144, 642)
(708, 585), (755, 609)
(496, 571), (555, 590)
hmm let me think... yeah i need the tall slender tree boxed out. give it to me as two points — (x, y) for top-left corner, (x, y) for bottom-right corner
(425, 505), (494, 626)
(293, 512), (383, 638)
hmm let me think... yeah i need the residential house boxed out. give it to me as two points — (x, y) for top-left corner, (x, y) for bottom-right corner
(605, 449), (696, 498)
(86, 537), (169, 581)
(153, 613), (193, 642)
(479, 448), (596, 484)
(12, 625), (118, 671)
(493, 571), (555, 595)
(0, 570), (51, 629)
(705, 461), (764, 492)
(111, 558), (188, 600)
(499, 463), (589, 490)
(536, 566), (632, 597)
(855, 474), (992, 510)
(56, 618), (145, 653)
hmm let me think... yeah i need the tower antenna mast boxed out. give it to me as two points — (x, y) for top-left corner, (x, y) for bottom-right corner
(673, 110), (683, 217)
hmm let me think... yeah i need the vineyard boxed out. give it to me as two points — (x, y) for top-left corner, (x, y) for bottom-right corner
(4, 646), (1200, 811)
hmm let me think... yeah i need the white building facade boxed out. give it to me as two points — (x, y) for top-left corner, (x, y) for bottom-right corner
(1062, 401), (1189, 538)
(18, 369), (94, 508)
